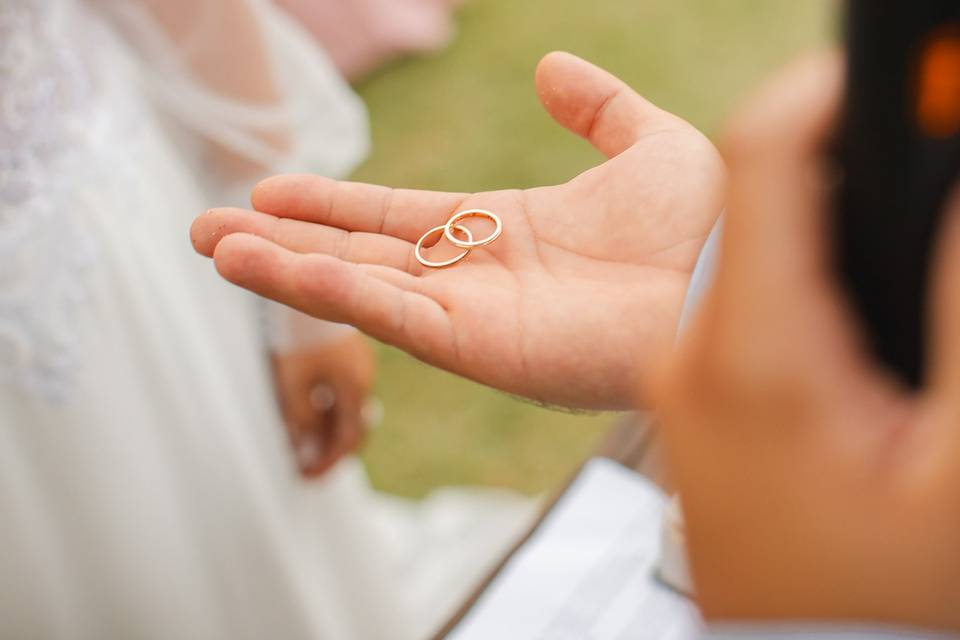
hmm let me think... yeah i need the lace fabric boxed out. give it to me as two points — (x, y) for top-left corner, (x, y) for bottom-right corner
(0, 0), (369, 400)
(0, 0), (104, 400)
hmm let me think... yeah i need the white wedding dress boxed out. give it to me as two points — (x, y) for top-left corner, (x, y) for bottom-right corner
(0, 1), (534, 638)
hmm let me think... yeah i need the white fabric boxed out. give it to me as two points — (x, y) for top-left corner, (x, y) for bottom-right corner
(702, 625), (960, 639)
(96, 0), (369, 352)
(0, 1), (534, 638)
(679, 218), (722, 332)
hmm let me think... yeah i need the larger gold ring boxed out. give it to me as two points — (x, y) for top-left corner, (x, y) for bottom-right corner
(415, 224), (474, 269)
(443, 209), (502, 249)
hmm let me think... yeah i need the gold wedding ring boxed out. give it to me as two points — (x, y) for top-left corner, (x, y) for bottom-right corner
(443, 209), (502, 249)
(414, 208), (503, 269)
(415, 224), (474, 269)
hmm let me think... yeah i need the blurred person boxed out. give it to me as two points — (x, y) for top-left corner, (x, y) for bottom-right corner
(275, 0), (459, 80)
(0, 1), (531, 638)
(194, 49), (960, 636)
(656, 52), (960, 637)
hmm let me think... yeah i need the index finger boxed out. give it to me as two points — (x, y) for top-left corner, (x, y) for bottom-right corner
(252, 175), (470, 243)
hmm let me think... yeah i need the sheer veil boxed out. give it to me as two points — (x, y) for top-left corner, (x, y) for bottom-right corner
(92, 0), (369, 192)
(92, 0), (368, 348)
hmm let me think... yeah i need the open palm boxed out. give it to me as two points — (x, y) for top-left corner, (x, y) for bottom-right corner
(191, 53), (724, 410)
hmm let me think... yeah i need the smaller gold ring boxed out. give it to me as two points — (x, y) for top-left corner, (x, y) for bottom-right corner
(415, 224), (474, 269)
(443, 209), (502, 249)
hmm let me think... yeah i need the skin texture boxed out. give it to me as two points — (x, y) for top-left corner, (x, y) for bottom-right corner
(272, 332), (375, 478)
(191, 52), (725, 411)
(655, 53), (960, 631)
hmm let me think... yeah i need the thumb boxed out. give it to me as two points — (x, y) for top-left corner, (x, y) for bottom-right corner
(535, 51), (685, 159)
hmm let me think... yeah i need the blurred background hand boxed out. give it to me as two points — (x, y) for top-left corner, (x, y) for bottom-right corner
(192, 51), (725, 411)
(656, 52), (960, 632)
(272, 332), (376, 478)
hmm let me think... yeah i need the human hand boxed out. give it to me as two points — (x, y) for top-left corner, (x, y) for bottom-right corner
(191, 52), (725, 410)
(655, 53), (960, 631)
(272, 331), (375, 478)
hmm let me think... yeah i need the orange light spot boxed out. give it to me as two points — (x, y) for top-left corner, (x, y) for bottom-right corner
(917, 28), (960, 138)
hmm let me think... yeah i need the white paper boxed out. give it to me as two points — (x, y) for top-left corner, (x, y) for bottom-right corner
(447, 458), (702, 640)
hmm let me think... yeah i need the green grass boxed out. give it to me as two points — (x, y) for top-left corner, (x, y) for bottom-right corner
(357, 0), (834, 498)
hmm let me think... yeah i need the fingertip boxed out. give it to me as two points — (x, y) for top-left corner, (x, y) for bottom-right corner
(191, 207), (272, 257)
(535, 51), (581, 88)
(535, 52), (592, 118)
(212, 232), (284, 288)
(211, 233), (357, 324)
(250, 175), (285, 211)
(534, 50), (678, 159)
(190, 209), (220, 257)
(535, 51), (611, 128)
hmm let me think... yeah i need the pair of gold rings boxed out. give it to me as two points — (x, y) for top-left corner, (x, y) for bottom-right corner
(414, 209), (503, 269)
